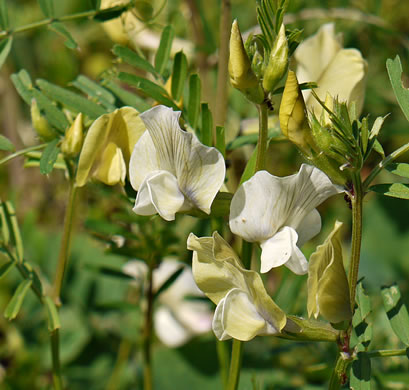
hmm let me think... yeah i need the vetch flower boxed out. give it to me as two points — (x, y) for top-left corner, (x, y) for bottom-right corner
(307, 221), (351, 324)
(129, 105), (225, 221)
(76, 107), (145, 187)
(294, 23), (367, 116)
(187, 232), (286, 341)
(123, 258), (213, 348)
(229, 164), (341, 275)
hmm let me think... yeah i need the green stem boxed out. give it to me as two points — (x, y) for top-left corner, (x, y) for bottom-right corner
(142, 262), (155, 390)
(367, 348), (408, 358)
(0, 144), (46, 166)
(51, 181), (78, 306)
(214, 0), (231, 135)
(50, 330), (63, 390)
(0, 2), (134, 39)
(106, 339), (132, 390)
(255, 103), (269, 172)
(348, 173), (363, 314)
(362, 140), (409, 191)
(216, 340), (229, 390)
(328, 353), (351, 390)
(226, 339), (244, 390)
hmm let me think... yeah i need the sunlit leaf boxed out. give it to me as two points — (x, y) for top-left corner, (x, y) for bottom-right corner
(171, 51), (188, 101)
(381, 283), (409, 346)
(40, 139), (60, 175)
(0, 37), (12, 70)
(49, 22), (78, 50)
(370, 183), (409, 200)
(188, 74), (201, 129)
(102, 79), (150, 111)
(387, 56), (409, 123)
(113, 45), (158, 78)
(4, 279), (32, 320)
(0, 134), (14, 151)
(385, 163), (409, 178)
(155, 25), (174, 75)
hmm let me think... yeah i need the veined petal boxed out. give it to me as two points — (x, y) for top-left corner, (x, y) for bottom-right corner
(284, 245), (308, 275)
(93, 142), (126, 186)
(133, 170), (186, 221)
(139, 105), (225, 214)
(296, 208), (322, 247)
(154, 306), (192, 347)
(214, 288), (269, 341)
(260, 226), (298, 273)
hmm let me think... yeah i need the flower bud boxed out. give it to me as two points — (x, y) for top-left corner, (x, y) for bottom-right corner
(263, 24), (289, 93)
(229, 20), (264, 104)
(61, 113), (84, 157)
(30, 99), (56, 141)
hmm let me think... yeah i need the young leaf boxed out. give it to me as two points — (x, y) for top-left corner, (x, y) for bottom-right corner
(4, 279), (32, 320)
(0, 261), (15, 280)
(200, 103), (212, 146)
(102, 79), (150, 111)
(112, 45), (158, 77)
(36, 79), (107, 119)
(40, 139), (60, 175)
(385, 163), (409, 178)
(2, 201), (23, 263)
(49, 22), (78, 50)
(171, 51), (188, 101)
(187, 74), (201, 129)
(44, 296), (61, 331)
(350, 352), (371, 390)
(0, 134), (14, 151)
(387, 56), (409, 123)
(71, 75), (116, 111)
(38, 0), (55, 18)
(369, 183), (409, 200)
(155, 25), (175, 75)
(0, 37), (12, 70)
(381, 283), (409, 346)
(0, 0), (9, 30)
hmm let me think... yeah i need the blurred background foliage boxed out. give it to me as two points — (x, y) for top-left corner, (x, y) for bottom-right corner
(0, 0), (409, 389)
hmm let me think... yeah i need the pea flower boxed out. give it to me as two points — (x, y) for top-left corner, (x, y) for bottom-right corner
(229, 164), (341, 275)
(129, 105), (225, 221)
(76, 107), (145, 187)
(294, 23), (367, 116)
(307, 221), (351, 324)
(187, 232), (286, 341)
(123, 259), (213, 348)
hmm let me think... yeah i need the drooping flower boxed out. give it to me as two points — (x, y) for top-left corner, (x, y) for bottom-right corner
(187, 232), (286, 341)
(129, 105), (225, 221)
(229, 164), (341, 275)
(76, 107), (145, 187)
(307, 221), (351, 324)
(123, 258), (213, 348)
(294, 23), (367, 116)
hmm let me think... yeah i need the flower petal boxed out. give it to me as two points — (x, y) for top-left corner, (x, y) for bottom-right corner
(133, 170), (186, 221)
(284, 245), (308, 275)
(154, 306), (192, 347)
(296, 208), (321, 247)
(140, 105), (225, 213)
(260, 226), (298, 273)
(93, 142), (126, 186)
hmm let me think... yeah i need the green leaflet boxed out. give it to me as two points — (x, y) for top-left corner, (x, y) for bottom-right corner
(4, 279), (32, 320)
(38, 0), (54, 17)
(200, 103), (213, 147)
(155, 25), (175, 75)
(0, 134), (14, 151)
(40, 139), (60, 175)
(0, 37), (12, 70)
(0, 0), (9, 30)
(370, 183), (409, 200)
(385, 163), (409, 178)
(171, 51), (188, 101)
(350, 352), (371, 390)
(386, 56), (409, 123)
(187, 74), (201, 129)
(1, 201), (24, 263)
(352, 282), (372, 350)
(381, 283), (409, 346)
(49, 22), (78, 49)
(44, 296), (61, 332)
(113, 45), (158, 78)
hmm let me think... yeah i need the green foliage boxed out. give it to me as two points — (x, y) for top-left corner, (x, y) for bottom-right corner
(49, 22), (78, 50)
(171, 51), (188, 102)
(200, 103), (213, 146)
(387, 56), (409, 123)
(0, 0), (9, 30)
(155, 25), (175, 76)
(38, 0), (55, 18)
(0, 134), (14, 151)
(350, 352), (371, 390)
(187, 74), (201, 129)
(4, 279), (32, 320)
(39, 138), (60, 175)
(0, 36), (12, 69)
(44, 296), (61, 331)
(370, 183), (409, 200)
(352, 282), (372, 351)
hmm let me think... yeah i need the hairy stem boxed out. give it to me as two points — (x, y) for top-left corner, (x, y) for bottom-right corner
(214, 0), (231, 135)
(226, 339), (244, 390)
(0, 2), (134, 39)
(255, 104), (269, 172)
(348, 174), (363, 313)
(50, 330), (63, 390)
(51, 182), (78, 306)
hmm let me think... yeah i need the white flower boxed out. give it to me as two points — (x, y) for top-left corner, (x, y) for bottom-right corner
(229, 164), (341, 275)
(129, 105), (226, 221)
(123, 259), (213, 348)
(187, 232), (286, 341)
(294, 23), (367, 116)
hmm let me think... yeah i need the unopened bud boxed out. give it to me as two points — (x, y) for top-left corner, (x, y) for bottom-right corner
(263, 24), (288, 93)
(30, 99), (56, 141)
(61, 113), (84, 157)
(229, 20), (264, 104)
